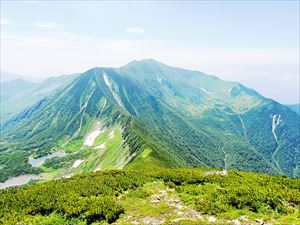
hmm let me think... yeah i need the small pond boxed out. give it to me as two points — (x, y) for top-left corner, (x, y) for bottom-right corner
(0, 174), (38, 189)
(28, 150), (66, 167)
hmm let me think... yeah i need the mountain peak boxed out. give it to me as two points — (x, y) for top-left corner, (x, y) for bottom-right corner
(123, 58), (165, 68)
(139, 58), (161, 63)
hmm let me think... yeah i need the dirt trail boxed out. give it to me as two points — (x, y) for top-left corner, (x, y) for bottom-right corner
(116, 181), (265, 225)
(115, 183), (204, 225)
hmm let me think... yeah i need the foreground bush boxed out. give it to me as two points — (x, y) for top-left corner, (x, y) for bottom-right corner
(0, 169), (299, 224)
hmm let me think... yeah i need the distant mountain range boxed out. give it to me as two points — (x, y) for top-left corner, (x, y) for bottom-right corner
(0, 74), (79, 123)
(0, 71), (43, 83)
(0, 59), (299, 183)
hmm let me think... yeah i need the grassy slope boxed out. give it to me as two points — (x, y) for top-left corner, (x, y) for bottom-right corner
(37, 122), (131, 181)
(0, 168), (299, 225)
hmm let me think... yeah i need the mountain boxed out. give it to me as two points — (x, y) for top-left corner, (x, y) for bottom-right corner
(286, 103), (300, 115)
(0, 59), (299, 184)
(0, 74), (79, 124)
(0, 71), (41, 83)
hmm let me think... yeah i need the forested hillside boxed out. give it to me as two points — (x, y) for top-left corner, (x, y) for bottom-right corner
(1, 60), (299, 185)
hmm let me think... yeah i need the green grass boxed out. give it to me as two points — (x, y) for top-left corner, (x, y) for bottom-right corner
(98, 126), (129, 169)
(63, 139), (84, 153)
(28, 122), (132, 182)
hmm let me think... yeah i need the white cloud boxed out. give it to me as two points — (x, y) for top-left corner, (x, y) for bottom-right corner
(34, 22), (61, 29)
(126, 27), (145, 34)
(1, 32), (154, 75)
(0, 18), (12, 25)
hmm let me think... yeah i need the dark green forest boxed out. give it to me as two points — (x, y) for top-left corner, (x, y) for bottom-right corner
(0, 168), (299, 224)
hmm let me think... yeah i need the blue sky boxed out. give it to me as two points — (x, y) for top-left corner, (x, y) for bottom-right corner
(1, 1), (299, 103)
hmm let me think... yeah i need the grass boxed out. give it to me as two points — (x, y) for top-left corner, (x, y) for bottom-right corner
(1, 169), (299, 225)
(98, 126), (129, 169)
(37, 122), (129, 179)
(116, 181), (178, 224)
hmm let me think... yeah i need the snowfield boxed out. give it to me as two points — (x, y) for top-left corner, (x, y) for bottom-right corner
(84, 129), (104, 146)
(103, 72), (125, 109)
(72, 159), (84, 168)
(94, 143), (106, 149)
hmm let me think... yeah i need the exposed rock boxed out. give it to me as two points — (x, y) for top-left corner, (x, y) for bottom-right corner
(150, 199), (160, 204)
(177, 211), (185, 216)
(208, 216), (218, 222)
(204, 170), (228, 176)
(240, 215), (248, 221)
(174, 198), (180, 203)
(140, 217), (165, 225)
(255, 218), (272, 224)
(230, 219), (241, 225)
(189, 209), (204, 220)
(172, 217), (187, 222)
(63, 173), (73, 178)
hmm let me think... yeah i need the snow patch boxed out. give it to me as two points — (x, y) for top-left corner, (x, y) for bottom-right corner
(237, 113), (248, 140)
(94, 167), (101, 172)
(63, 89), (95, 146)
(101, 98), (107, 112)
(94, 143), (106, 149)
(63, 173), (74, 178)
(109, 130), (115, 139)
(103, 72), (110, 87)
(272, 115), (281, 142)
(103, 72), (125, 109)
(84, 130), (104, 147)
(271, 114), (283, 173)
(72, 159), (84, 168)
(200, 88), (211, 95)
(221, 148), (229, 171)
(156, 74), (162, 84)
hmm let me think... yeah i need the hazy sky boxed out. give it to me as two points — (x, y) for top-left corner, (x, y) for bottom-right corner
(1, 1), (299, 104)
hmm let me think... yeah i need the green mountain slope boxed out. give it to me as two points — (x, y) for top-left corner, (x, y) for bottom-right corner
(0, 59), (299, 184)
(0, 74), (78, 124)
(286, 103), (300, 115)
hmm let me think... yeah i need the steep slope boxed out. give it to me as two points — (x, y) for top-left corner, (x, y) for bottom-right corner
(0, 67), (181, 182)
(118, 59), (300, 176)
(286, 103), (300, 115)
(1, 60), (299, 183)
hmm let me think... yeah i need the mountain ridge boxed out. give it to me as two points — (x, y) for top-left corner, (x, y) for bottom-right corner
(0, 59), (299, 184)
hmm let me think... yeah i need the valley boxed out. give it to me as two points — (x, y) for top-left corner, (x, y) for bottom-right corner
(0, 59), (299, 188)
